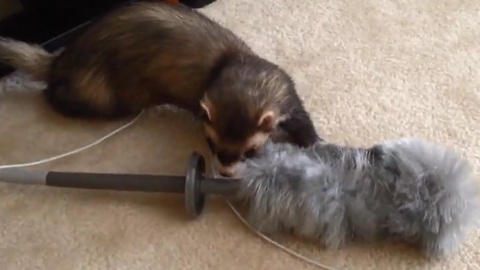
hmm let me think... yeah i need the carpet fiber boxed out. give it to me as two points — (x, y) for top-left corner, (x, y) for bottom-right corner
(1, 0), (479, 269)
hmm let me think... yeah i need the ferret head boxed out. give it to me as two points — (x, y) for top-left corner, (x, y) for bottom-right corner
(199, 96), (277, 177)
(199, 54), (291, 177)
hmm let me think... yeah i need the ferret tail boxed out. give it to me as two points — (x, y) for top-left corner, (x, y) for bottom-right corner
(0, 37), (54, 81)
(382, 137), (480, 257)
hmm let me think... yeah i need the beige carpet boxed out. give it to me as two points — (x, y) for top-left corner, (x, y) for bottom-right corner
(1, 0), (479, 269)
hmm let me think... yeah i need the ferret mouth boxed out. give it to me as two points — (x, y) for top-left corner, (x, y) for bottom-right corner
(211, 157), (243, 178)
(205, 138), (254, 178)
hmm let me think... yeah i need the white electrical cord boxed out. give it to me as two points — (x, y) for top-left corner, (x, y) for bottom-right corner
(0, 111), (338, 270)
(0, 112), (144, 170)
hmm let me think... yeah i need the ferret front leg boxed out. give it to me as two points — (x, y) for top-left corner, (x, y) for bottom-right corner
(277, 108), (322, 147)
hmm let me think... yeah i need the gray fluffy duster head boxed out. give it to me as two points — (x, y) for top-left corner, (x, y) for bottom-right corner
(234, 137), (480, 258)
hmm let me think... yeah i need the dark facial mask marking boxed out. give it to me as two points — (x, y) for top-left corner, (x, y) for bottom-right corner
(217, 150), (241, 166)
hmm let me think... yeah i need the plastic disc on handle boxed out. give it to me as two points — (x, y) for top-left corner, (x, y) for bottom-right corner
(185, 152), (206, 219)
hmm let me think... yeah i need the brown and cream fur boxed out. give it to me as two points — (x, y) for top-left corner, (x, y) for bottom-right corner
(0, 2), (320, 176)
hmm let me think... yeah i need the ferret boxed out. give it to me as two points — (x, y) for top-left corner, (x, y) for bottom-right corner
(0, 2), (320, 176)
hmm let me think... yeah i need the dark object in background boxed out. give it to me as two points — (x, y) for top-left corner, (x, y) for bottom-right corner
(180, 0), (217, 8)
(0, 0), (218, 78)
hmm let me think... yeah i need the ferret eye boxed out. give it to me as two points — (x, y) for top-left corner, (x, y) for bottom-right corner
(206, 138), (215, 152)
(199, 110), (211, 123)
(244, 147), (258, 158)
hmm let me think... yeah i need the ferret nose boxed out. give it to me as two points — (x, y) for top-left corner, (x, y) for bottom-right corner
(219, 171), (233, 177)
(218, 166), (236, 177)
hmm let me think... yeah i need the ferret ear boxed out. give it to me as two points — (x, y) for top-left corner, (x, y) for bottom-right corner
(257, 110), (276, 132)
(199, 100), (212, 122)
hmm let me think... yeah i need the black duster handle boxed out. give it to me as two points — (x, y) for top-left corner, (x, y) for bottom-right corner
(46, 172), (186, 193)
(0, 152), (241, 219)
